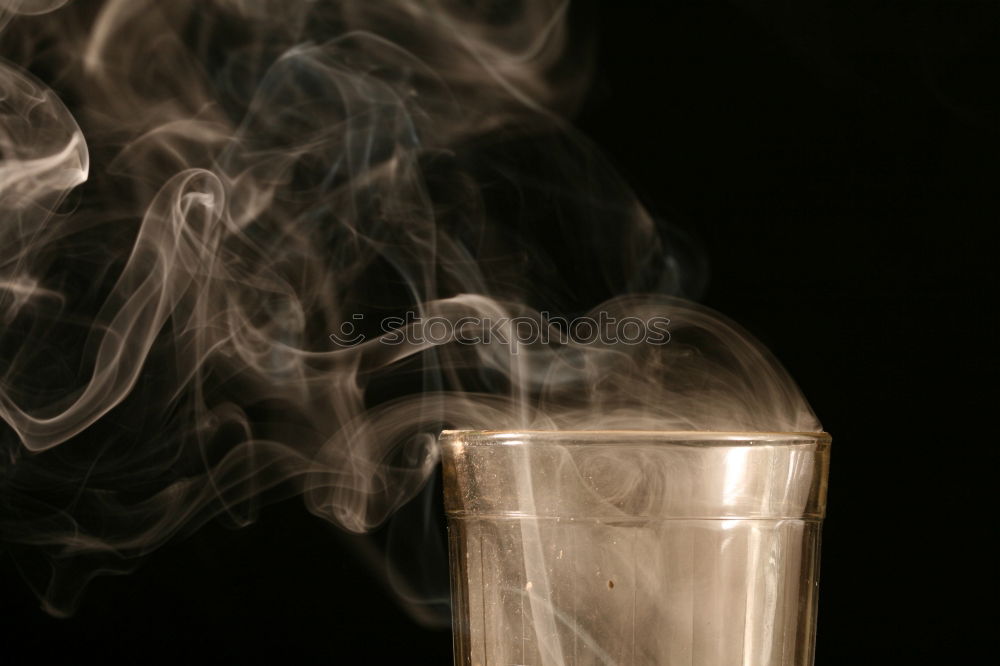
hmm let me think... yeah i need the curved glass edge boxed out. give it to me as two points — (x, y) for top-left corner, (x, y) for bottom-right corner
(440, 429), (831, 520)
(440, 429), (832, 447)
(444, 512), (827, 521)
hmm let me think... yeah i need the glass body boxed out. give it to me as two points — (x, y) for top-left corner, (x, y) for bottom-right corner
(441, 430), (831, 666)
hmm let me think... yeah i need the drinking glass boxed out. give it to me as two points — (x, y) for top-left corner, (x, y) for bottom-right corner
(441, 430), (831, 666)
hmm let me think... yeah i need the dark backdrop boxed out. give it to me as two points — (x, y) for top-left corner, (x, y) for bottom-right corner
(4, 2), (996, 664)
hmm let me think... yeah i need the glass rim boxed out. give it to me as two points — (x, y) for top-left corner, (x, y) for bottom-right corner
(440, 429), (831, 446)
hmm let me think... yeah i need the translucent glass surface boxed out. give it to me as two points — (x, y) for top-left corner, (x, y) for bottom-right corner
(441, 431), (830, 666)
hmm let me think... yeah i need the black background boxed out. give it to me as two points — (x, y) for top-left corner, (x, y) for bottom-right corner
(4, 2), (997, 664)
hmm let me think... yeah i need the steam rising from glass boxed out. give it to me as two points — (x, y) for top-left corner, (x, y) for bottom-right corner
(0, 0), (822, 630)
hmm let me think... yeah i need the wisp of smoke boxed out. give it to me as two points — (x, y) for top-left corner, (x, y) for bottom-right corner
(0, 0), (819, 621)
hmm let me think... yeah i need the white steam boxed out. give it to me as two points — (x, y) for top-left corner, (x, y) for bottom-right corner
(0, 0), (819, 621)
